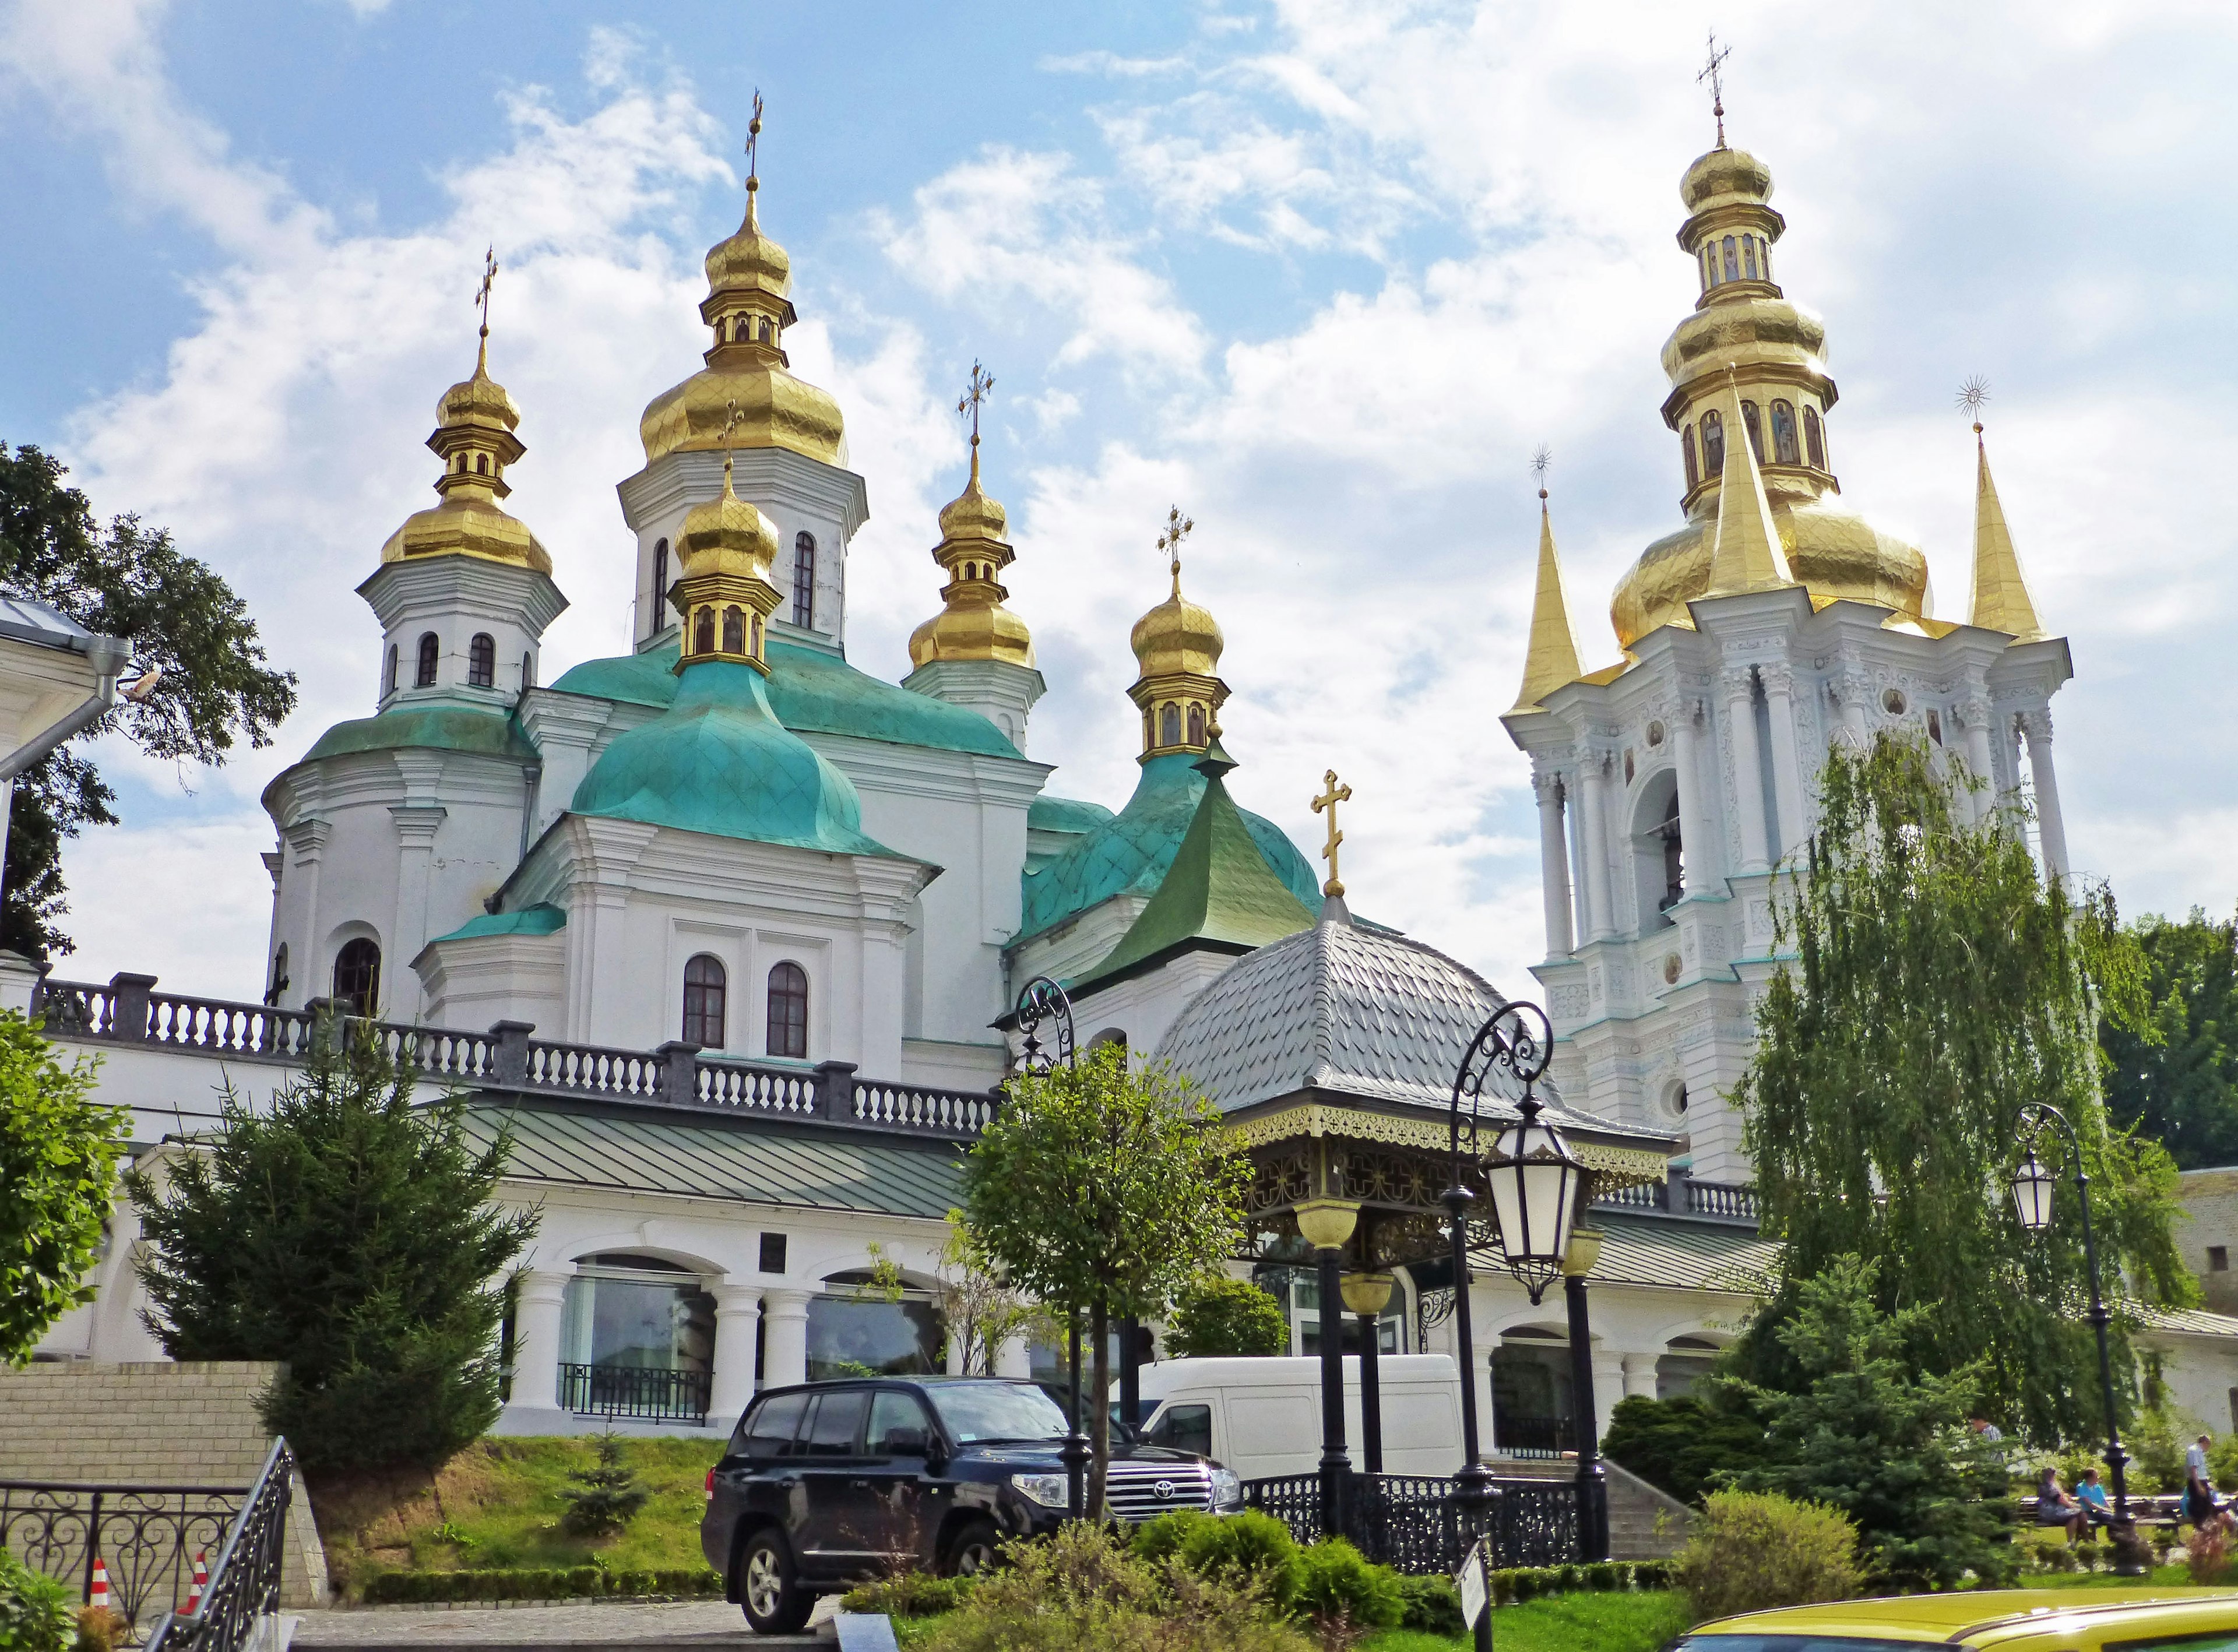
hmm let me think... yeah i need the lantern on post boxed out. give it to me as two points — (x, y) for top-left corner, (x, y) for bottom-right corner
(1483, 1091), (1586, 1307)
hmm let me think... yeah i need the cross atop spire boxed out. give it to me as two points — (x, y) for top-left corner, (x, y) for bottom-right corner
(958, 361), (994, 484)
(473, 245), (499, 371)
(744, 90), (764, 223)
(1698, 29), (1732, 148)
(1157, 504), (1195, 597)
(1312, 769), (1353, 898)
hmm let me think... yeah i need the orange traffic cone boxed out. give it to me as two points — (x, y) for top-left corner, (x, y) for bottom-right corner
(184, 1551), (208, 1613)
(88, 1556), (111, 1613)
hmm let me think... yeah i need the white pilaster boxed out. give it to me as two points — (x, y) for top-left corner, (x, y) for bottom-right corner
(2023, 710), (2070, 881)
(1578, 751), (1616, 942)
(709, 1284), (763, 1424)
(1619, 1351), (1659, 1401)
(389, 804), (446, 1019)
(1533, 770), (1575, 958)
(1759, 662), (1807, 860)
(1672, 697), (1713, 893)
(1961, 695), (1997, 823)
(762, 1288), (812, 1389)
(512, 1270), (568, 1413)
(1721, 667), (1770, 874)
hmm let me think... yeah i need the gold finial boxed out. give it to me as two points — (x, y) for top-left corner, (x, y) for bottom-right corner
(473, 244), (499, 372)
(958, 360), (994, 484)
(1311, 769), (1353, 898)
(1530, 442), (1553, 503)
(1958, 374), (1991, 438)
(744, 90), (764, 226)
(1157, 505), (1195, 597)
(1698, 29), (1732, 149)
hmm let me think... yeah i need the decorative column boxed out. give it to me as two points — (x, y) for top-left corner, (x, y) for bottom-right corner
(1671, 698), (1714, 894)
(1297, 1199), (1359, 1538)
(2022, 710), (2071, 880)
(1836, 660), (1872, 748)
(1533, 769), (1575, 957)
(1619, 1351), (1659, 1402)
(1961, 695), (1997, 822)
(1758, 663), (1807, 862)
(761, 1288), (812, 1390)
(1577, 749), (1616, 941)
(511, 1269), (569, 1414)
(1720, 668), (1770, 873)
(708, 1284), (763, 1424)
(1343, 1270), (1396, 1475)
(1564, 1233), (1609, 1562)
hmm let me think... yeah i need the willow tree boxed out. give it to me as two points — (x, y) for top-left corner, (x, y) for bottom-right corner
(1735, 734), (2190, 1443)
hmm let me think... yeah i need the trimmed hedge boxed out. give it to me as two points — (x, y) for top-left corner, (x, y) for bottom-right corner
(1490, 1559), (1670, 1605)
(360, 1566), (723, 1605)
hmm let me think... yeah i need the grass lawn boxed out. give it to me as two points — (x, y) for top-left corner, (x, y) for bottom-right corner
(1361, 1591), (1691, 1652)
(310, 1436), (719, 1593)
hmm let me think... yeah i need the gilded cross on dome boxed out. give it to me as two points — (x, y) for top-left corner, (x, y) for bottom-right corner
(1698, 30), (1732, 147)
(957, 361), (995, 450)
(1312, 769), (1353, 898)
(474, 245), (499, 339)
(1157, 505), (1194, 597)
(745, 90), (764, 199)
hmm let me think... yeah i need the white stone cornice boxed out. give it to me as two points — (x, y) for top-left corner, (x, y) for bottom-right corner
(618, 447), (870, 538)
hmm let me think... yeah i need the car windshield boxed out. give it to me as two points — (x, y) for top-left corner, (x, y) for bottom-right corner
(926, 1383), (1072, 1444)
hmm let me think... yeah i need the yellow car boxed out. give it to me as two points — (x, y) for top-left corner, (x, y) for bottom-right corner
(1671, 1588), (2238, 1649)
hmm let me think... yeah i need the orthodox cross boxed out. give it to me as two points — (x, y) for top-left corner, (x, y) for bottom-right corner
(1531, 443), (1553, 503)
(1957, 375), (1991, 435)
(1157, 504), (1194, 594)
(474, 245), (498, 354)
(1312, 769), (1353, 898)
(745, 90), (764, 196)
(721, 396), (743, 484)
(1698, 30), (1732, 147)
(958, 361), (994, 450)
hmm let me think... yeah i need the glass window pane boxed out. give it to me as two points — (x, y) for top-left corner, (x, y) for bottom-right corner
(1151, 1403), (1212, 1457)
(926, 1382), (1070, 1443)
(805, 1296), (943, 1380)
(740, 1391), (808, 1457)
(804, 1389), (868, 1455)
(867, 1390), (933, 1451)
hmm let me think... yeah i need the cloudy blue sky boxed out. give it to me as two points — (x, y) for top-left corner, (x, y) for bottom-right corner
(2, 0), (2235, 1002)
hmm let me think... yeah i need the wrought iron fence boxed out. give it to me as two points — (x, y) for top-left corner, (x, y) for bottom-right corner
(1493, 1475), (1581, 1569)
(558, 1363), (711, 1424)
(1493, 1415), (1574, 1458)
(0, 1479), (241, 1626)
(1241, 1470), (1579, 1574)
(1350, 1474), (1469, 1574)
(145, 1440), (294, 1652)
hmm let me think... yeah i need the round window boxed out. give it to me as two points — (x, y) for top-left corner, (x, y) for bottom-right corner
(1646, 720), (1666, 748)
(1667, 1082), (1690, 1118)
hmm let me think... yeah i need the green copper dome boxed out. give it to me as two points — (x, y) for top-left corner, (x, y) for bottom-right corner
(571, 660), (898, 856)
(1017, 752), (1320, 942)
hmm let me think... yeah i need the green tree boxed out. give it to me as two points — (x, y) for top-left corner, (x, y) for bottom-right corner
(124, 1024), (536, 1471)
(0, 1013), (124, 1362)
(1165, 1273), (1289, 1359)
(1727, 1255), (2015, 1590)
(1736, 734), (2190, 1443)
(2102, 908), (2238, 1169)
(559, 1429), (649, 1537)
(0, 443), (296, 959)
(932, 1216), (1034, 1376)
(962, 1042), (1251, 1515)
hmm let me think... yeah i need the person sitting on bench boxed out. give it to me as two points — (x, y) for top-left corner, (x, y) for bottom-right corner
(2037, 1467), (2089, 1542)
(2074, 1468), (2116, 1533)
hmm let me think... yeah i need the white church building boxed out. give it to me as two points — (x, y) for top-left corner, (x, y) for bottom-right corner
(27, 129), (2238, 1457)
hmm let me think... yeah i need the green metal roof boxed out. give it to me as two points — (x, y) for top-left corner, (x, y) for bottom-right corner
(429, 903), (566, 944)
(1071, 765), (1315, 992)
(1588, 1211), (1780, 1295)
(551, 638), (1021, 759)
(300, 705), (537, 765)
(463, 1100), (966, 1219)
(570, 658), (902, 858)
(1028, 794), (1116, 835)
(1017, 752), (1321, 942)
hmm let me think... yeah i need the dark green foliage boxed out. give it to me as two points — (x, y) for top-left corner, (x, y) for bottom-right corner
(358, 1566), (720, 1605)
(1393, 1572), (1464, 1633)
(0, 444), (296, 960)
(1290, 1538), (1405, 1632)
(1737, 734), (2190, 1445)
(0, 1013), (124, 1363)
(559, 1431), (649, 1537)
(840, 1573), (976, 1616)
(0, 1546), (72, 1652)
(2103, 909), (2238, 1170)
(124, 1026), (537, 1472)
(1166, 1272), (1290, 1359)
(1131, 1509), (1301, 1604)
(1487, 1560), (1666, 1605)
(1602, 1392), (1772, 1506)
(1726, 1256), (2017, 1590)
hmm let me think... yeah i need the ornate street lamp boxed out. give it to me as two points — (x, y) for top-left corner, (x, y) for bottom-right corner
(1008, 974), (1090, 1519)
(2010, 1102), (2137, 1568)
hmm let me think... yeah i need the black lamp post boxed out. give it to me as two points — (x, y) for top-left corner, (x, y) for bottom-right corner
(2011, 1102), (2135, 1559)
(1011, 974), (1089, 1519)
(1449, 999), (1579, 1652)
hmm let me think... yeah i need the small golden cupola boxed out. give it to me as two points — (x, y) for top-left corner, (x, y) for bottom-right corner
(670, 411), (784, 674)
(380, 255), (553, 574)
(909, 362), (1034, 671)
(638, 95), (846, 467)
(1128, 506), (1229, 759)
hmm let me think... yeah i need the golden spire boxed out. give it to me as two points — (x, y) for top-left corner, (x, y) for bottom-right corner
(1702, 366), (1794, 596)
(908, 362), (1033, 670)
(1509, 446), (1586, 714)
(1128, 505), (1226, 758)
(1960, 379), (2045, 641)
(1311, 769), (1353, 897)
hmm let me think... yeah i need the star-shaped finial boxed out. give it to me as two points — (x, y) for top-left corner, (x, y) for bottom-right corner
(1957, 375), (1991, 434)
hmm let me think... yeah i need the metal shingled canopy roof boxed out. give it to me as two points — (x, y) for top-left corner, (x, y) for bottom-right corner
(1586, 1210), (1781, 1295)
(462, 1101), (966, 1219)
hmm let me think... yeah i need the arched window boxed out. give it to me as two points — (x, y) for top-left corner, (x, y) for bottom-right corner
(521, 651), (535, 691)
(384, 644), (398, 697)
(415, 633), (439, 688)
(1722, 235), (1739, 282)
(1701, 408), (1725, 474)
(766, 962), (808, 1059)
(332, 938), (381, 1016)
(476, 453), (490, 475)
(468, 633), (495, 688)
(1804, 407), (1827, 469)
(1758, 238), (1772, 281)
(652, 538), (668, 628)
(1701, 247), (1714, 289)
(750, 614), (762, 656)
(793, 533), (817, 628)
(1682, 427), (1699, 489)
(1159, 704), (1181, 748)
(682, 954), (726, 1048)
(722, 605), (744, 654)
(694, 607), (715, 654)
(1187, 704), (1206, 745)
(1770, 400), (1800, 466)
(1743, 238), (1757, 280)
(1741, 400), (1764, 462)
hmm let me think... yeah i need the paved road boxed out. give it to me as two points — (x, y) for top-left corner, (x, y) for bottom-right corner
(291, 1600), (819, 1649)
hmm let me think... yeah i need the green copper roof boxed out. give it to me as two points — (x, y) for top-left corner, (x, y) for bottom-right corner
(1017, 752), (1321, 942)
(1071, 767), (1315, 993)
(571, 659), (900, 857)
(1028, 795), (1116, 834)
(300, 705), (537, 765)
(551, 638), (1021, 759)
(428, 903), (566, 944)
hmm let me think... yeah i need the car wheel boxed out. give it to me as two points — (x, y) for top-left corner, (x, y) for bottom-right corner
(736, 1528), (812, 1635)
(942, 1516), (1004, 1579)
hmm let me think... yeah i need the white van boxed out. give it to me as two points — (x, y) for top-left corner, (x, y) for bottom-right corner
(1133, 1355), (1463, 1481)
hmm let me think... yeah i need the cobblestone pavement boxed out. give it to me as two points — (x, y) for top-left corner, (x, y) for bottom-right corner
(291, 1600), (818, 1647)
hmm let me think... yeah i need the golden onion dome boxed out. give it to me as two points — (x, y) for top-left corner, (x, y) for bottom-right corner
(677, 465), (780, 581)
(437, 362), (519, 434)
(379, 497), (552, 574)
(706, 203), (791, 295)
(937, 470), (1009, 544)
(1131, 578), (1224, 679)
(640, 367), (844, 467)
(1680, 145), (1775, 214)
(909, 601), (1034, 671)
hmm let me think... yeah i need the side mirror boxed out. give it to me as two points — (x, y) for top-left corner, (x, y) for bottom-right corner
(883, 1425), (929, 1456)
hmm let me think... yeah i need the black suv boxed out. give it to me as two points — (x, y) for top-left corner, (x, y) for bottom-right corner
(701, 1376), (1241, 1633)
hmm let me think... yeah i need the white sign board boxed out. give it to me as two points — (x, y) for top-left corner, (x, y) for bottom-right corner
(1456, 1537), (1489, 1628)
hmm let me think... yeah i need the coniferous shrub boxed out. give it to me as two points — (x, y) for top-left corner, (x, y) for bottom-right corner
(560, 1430), (650, 1537)
(124, 1024), (537, 1471)
(1290, 1540), (1404, 1634)
(1602, 1393), (1773, 1505)
(1393, 1573), (1463, 1634)
(1133, 1509), (1301, 1604)
(1672, 1490), (1863, 1624)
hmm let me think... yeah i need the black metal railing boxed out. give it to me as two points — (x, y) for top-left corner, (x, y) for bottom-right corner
(145, 1439), (293, 1652)
(0, 1479), (242, 1626)
(558, 1363), (711, 1424)
(1243, 1470), (1582, 1574)
(1493, 1415), (1574, 1458)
